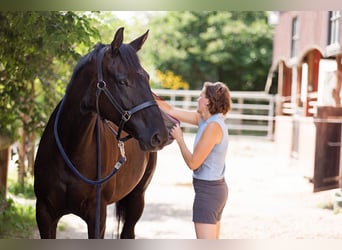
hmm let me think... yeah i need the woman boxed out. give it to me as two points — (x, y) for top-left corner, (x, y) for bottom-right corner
(156, 81), (232, 239)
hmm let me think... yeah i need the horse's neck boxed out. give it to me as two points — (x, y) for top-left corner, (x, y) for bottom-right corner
(57, 97), (97, 145)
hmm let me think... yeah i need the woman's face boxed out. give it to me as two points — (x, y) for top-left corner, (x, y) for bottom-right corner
(197, 89), (209, 114)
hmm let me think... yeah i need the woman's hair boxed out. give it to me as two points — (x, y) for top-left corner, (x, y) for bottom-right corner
(204, 81), (232, 115)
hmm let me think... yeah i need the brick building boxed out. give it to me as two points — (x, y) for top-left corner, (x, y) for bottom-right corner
(269, 11), (342, 192)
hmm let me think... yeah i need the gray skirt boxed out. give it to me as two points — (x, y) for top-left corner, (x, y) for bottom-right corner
(192, 178), (228, 224)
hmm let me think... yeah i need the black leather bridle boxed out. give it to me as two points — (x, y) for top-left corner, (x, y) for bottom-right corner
(95, 46), (157, 142)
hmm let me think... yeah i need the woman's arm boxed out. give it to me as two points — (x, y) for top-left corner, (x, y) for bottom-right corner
(155, 98), (200, 126)
(171, 122), (222, 170)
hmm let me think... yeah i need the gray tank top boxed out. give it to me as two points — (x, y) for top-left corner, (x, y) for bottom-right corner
(192, 113), (228, 181)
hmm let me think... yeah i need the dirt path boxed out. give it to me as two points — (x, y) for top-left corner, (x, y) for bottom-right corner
(30, 134), (342, 239)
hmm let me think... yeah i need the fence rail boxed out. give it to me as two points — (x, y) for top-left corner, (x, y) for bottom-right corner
(153, 89), (275, 139)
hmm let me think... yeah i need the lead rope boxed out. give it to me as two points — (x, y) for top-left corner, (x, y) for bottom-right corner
(54, 96), (126, 187)
(94, 87), (127, 238)
(95, 108), (102, 239)
(53, 93), (127, 239)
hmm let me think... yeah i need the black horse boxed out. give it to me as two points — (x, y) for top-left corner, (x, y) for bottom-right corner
(34, 27), (177, 239)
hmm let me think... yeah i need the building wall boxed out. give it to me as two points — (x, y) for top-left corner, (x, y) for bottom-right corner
(272, 11), (342, 186)
(272, 11), (330, 70)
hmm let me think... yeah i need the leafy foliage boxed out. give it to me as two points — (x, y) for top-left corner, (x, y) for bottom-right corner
(0, 197), (35, 238)
(155, 70), (189, 90)
(8, 173), (35, 199)
(147, 11), (273, 91)
(0, 11), (99, 139)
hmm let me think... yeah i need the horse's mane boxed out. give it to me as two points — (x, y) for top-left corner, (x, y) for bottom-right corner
(74, 43), (105, 76)
(65, 43), (105, 95)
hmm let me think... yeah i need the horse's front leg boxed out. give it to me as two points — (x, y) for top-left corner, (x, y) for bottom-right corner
(118, 191), (147, 239)
(35, 198), (60, 239)
(118, 152), (157, 239)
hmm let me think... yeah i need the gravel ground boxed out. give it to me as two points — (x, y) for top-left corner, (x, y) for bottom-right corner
(29, 134), (342, 239)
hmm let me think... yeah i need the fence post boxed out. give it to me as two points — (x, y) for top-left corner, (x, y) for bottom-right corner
(267, 95), (275, 140)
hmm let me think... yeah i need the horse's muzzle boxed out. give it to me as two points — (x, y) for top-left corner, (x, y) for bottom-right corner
(137, 110), (179, 151)
(160, 109), (180, 146)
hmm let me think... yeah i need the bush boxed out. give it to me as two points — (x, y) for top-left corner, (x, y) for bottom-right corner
(0, 197), (36, 238)
(8, 179), (35, 199)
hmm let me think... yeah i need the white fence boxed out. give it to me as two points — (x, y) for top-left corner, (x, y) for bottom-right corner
(153, 89), (275, 140)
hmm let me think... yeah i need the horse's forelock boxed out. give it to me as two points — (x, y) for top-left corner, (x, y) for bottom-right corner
(118, 44), (142, 71)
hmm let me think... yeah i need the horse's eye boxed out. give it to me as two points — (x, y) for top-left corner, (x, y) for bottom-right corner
(117, 79), (128, 86)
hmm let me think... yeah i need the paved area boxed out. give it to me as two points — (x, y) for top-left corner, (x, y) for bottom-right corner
(31, 134), (342, 239)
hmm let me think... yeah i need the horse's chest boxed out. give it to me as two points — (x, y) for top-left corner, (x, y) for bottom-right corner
(103, 150), (149, 201)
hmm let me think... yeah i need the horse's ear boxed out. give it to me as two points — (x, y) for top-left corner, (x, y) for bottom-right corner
(129, 30), (149, 52)
(111, 27), (124, 53)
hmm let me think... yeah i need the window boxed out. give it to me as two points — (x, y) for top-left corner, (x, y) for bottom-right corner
(328, 11), (341, 45)
(291, 17), (299, 58)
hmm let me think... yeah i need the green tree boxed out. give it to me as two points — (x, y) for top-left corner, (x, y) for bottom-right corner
(0, 11), (99, 188)
(147, 11), (273, 91)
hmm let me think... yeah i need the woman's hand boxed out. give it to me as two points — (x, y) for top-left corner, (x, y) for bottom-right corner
(170, 123), (183, 142)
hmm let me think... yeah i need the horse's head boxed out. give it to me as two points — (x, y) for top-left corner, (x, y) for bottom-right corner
(84, 27), (174, 151)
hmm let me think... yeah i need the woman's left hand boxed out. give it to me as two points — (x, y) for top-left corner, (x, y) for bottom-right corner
(170, 123), (183, 142)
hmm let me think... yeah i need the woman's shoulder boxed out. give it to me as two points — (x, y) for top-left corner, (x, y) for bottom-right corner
(202, 120), (223, 144)
(207, 114), (228, 135)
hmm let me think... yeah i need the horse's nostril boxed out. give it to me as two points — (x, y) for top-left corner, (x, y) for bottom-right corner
(151, 133), (162, 147)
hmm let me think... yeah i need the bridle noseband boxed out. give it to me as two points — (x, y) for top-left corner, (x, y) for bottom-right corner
(95, 46), (157, 142)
